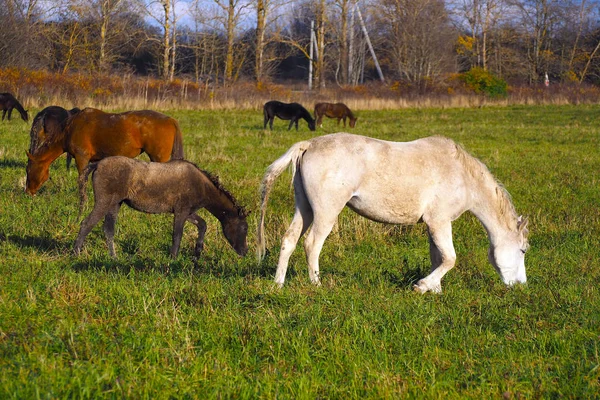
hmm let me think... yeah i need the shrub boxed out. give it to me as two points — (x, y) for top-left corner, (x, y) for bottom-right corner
(460, 67), (508, 97)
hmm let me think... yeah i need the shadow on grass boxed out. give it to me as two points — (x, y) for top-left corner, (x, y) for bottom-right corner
(69, 248), (277, 280)
(4, 234), (70, 253)
(0, 159), (27, 169)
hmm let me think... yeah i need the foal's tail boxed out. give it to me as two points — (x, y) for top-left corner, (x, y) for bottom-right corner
(77, 162), (99, 220)
(170, 120), (184, 160)
(257, 140), (312, 261)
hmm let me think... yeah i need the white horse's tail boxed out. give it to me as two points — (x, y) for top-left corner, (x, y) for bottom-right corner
(257, 140), (312, 261)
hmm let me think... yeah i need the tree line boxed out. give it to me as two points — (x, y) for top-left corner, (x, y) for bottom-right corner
(2, 0), (600, 89)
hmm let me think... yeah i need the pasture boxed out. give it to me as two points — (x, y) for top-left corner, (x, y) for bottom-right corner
(0, 105), (599, 398)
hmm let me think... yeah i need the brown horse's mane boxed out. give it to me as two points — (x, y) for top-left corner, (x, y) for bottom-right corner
(190, 162), (247, 216)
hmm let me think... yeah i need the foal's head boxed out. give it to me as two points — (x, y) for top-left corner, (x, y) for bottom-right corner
(221, 208), (249, 256)
(488, 216), (529, 286)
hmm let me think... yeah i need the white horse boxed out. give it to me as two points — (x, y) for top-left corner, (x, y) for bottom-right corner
(257, 133), (529, 293)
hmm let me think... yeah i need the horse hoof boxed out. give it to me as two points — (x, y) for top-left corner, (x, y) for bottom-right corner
(413, 283), (427, 293)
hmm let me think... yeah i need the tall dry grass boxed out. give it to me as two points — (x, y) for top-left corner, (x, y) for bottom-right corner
(2, 67), (600, 111)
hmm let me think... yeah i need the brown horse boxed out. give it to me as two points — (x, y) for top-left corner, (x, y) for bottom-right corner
(314, 102), (357, 128)
(0, 93), (28, 122)
(25, 108), (184, 195)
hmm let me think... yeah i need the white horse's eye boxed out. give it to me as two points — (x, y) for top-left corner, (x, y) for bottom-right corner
(520, 249), (527, 254)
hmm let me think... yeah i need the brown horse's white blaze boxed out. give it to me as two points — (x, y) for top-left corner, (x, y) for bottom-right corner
(25, 108), (184, 195)
(257, 133), (529, 293)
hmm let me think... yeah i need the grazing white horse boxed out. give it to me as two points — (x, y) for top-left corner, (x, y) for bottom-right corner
(257, 133), (529, 293)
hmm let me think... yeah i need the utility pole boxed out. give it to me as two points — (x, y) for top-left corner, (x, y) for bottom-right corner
(309, 20), (314, 90)
(355, 4), (384, 82)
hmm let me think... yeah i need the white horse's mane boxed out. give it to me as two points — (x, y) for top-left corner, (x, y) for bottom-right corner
(448, 138), (518, 230)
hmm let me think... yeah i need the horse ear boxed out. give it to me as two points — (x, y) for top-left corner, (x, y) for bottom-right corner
(517, 215), (529, 237)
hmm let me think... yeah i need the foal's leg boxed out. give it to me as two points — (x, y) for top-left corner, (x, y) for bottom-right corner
(103, 203), (121, 258)
(74, 199), (114, 255)
(274, 175), (314, 287)
(186, 213), (207, 256)
(413, 221), (456, 293)
(170, 213), (189, 258)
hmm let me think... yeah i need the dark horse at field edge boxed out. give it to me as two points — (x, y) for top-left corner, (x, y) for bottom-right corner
(74, 156), (249, 258)
(25, 107), (184, 195)
(314, 102), (357, 128)
(29, 106), (82, 170)
(0, 93), (28, 122)
(263, 100), (316, 131)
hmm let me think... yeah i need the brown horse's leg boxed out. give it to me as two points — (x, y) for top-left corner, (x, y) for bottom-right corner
(1, 110), (6, 121)
(187, 213), (207, 256)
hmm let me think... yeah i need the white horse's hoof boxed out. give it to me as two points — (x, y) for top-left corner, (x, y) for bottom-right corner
(413, 282), (428, 293)
(413, 280), (442, 294)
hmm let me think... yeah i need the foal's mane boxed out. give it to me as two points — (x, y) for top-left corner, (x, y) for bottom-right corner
(451, 139), (518, 229)
(194, 163), (247, 216)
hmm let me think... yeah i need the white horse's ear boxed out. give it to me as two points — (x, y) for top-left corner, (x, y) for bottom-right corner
(517, 215), (529, 236)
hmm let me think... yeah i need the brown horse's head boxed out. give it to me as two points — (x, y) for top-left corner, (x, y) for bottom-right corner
(25, 151), (50, 196)
(349, 117), (358, 128)
(221, 210), (249, 256)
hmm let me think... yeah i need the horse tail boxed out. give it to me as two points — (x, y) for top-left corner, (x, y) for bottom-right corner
(257, 140), (312, 261)
(77, 162), (99, 220)
(170, 119), (184, 160)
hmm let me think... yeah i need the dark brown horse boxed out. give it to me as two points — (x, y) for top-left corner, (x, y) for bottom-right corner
(29, 106), (81, 169)
(263, 101), (316, 131)
(25, 108), (184, 195)
(74, 156), (249, 258)
(0, 93), (28, 122)
(314, 102), (357, 128)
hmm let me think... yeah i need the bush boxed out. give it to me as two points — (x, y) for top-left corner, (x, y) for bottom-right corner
(460, 67), (508, 97)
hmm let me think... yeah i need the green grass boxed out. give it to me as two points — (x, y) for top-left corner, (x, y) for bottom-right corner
(1, 105), (599, 398)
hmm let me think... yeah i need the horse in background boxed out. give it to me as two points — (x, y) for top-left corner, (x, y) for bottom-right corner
(258, 133), (529, 293)
(263, 101), (316, 131)
(75, 156), (249, 259)
(0, 93), (28, 122)
(29, 106), (81, 170)
(25, 108), (184, 195)
(314, 102), (357, 128)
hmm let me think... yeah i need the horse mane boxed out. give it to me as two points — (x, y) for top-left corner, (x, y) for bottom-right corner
(299, 105), (314, 122)
(450, 138), (518, 229)
(192, 163), (247, 216)
(29, 112), (44, 153)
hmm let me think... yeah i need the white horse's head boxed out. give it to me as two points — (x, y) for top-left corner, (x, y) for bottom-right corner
(488, 216), (529, 286)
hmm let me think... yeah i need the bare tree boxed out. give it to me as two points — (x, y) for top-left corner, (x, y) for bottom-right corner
(139, 0), (179, 79)
(211, 0), (251, 82)
(376, 0), (457, 86)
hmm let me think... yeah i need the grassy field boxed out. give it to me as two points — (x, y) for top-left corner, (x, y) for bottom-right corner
(0, 105), (599, 398)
